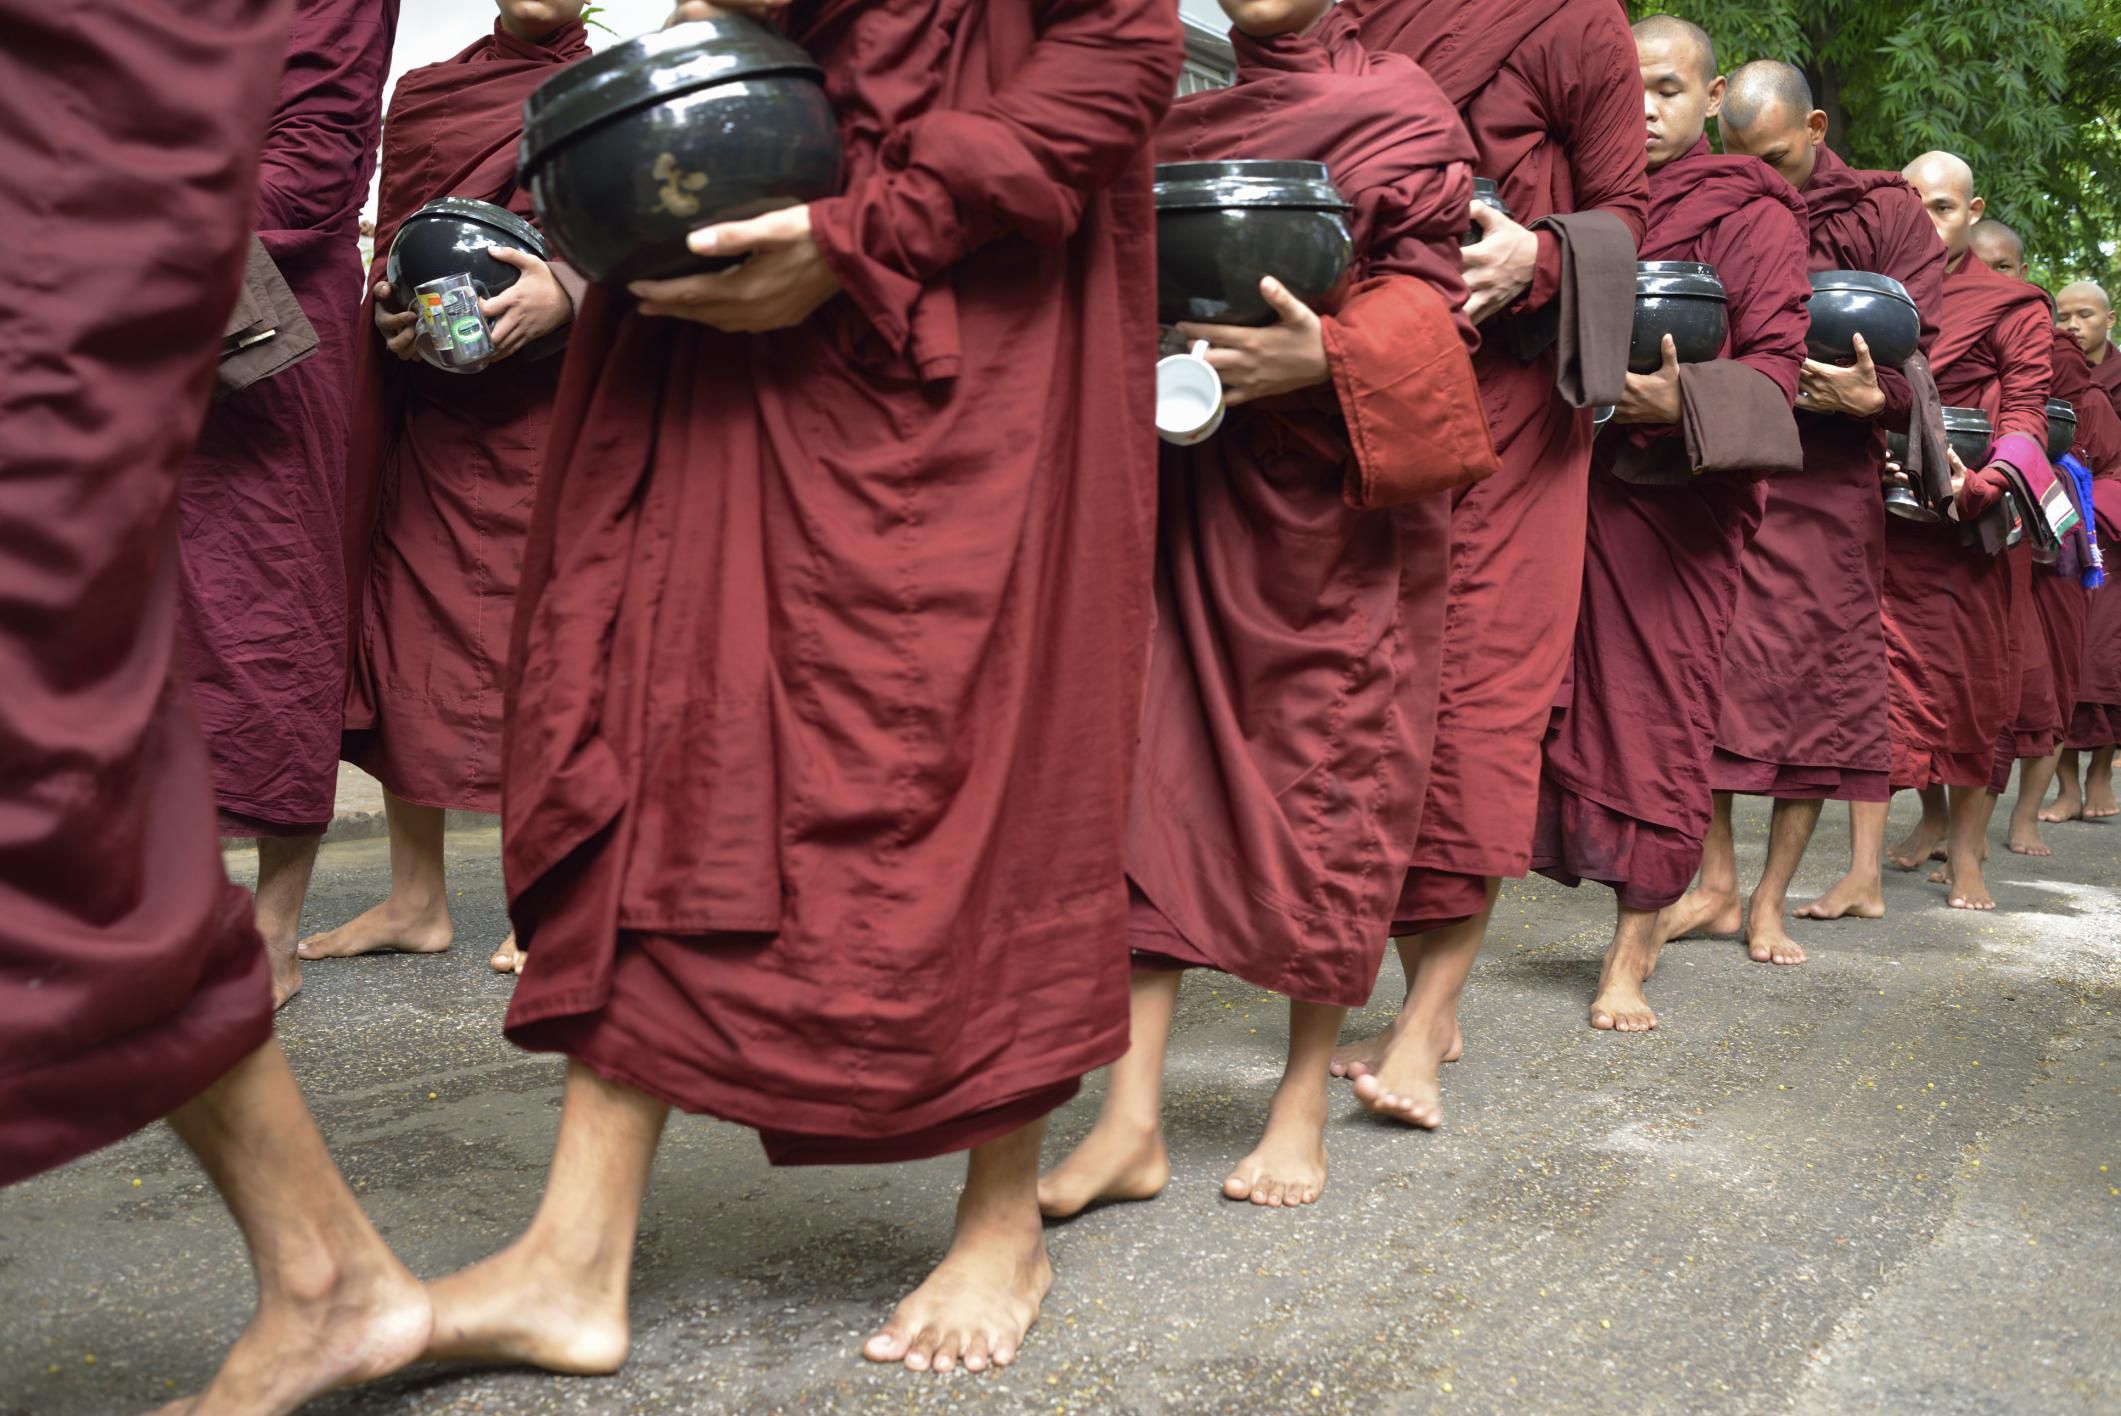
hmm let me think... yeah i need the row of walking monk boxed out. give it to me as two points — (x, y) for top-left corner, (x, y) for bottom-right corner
(5, 0), (2118, 1408)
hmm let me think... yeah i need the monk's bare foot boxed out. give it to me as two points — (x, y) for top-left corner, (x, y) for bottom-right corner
(1935, 859), (1996, 912)
(1928, 864), (1949, 886)
(1348, 1005), (1458, 1127)
(1887, 817), (1948, 871)
(424, 1235), (632, 1376)
(1036, 1121), (1168, 1219)
(298, 896), (452, 961)
(2006, 820), (2052, 856)
(150, 1236), (430, 1415)
(2039, 780), (2084, 823)
(1223, 1082), (1328, 1207)
(2088, 778), (2120, 818)
(1794, 872), (1884, 921)
(1329, 1018), (1461, 1079)
(1744, 903), (1808, 966)
(269, 949), (303, 1011)
(1659, 884), (1742, 943)
(1589, 942), (1660, 1033)
(864, 1209), (1050, 1372)
(490, 932), (523, 974)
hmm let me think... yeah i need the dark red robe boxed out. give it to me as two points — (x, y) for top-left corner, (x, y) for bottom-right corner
(1349, 0), (1649, 931)
(1531, 141), (1810, 910)
(340, 21), (591, 812)
(2074, 350), (2121, 747)
(178, 0), (398, 836)
(499, 0), (1182, 1165)
(2087, 345), (2121, 420)
(1709, 147), (1944, 804)
(1124, 12), (1481, 1007)
(0, 0), (292, 1186)
(1883, 254), (2051, 789)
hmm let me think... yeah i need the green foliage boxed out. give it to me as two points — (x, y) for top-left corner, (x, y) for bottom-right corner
(581, 5), (618, 37)
(1631, 0), (2121, 291)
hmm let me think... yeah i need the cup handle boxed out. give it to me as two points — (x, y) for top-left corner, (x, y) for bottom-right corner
(1189, 339), (1210, 361)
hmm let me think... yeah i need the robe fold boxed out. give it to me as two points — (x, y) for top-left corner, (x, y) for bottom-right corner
(340, 21), (591, 812)
(1531, 140), (1809, 911)
(499, 0), (1182, 1165)
(2061, 349), (2121, 750)
(2087, 347), (2121, 420)
(1349, 0), (1649, 928)
(1123, 12), (1482, 1008)
(1883, 254), (2052, 789)
(1709, 147), (1944, 803)
(0, 0), (291, 1186)
(178, 0), (399, 835)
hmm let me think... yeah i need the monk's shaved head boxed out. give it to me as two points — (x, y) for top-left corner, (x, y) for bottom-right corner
(1632, 14), (1717, 83)
(1970, 217), (2026, 280)
(2057, 281), (2116, 362)
(1719, 60), (1827, 189)
(1901, 150), (1982, 258)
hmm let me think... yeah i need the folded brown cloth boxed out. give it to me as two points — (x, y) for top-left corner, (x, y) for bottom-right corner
(1900, 351), (1953, 514)
(1500, 209), (1634, 409)
(215, 235), (318, 401)
(1325, 276), (1500, 509)
(1607, 359), (1802, 486)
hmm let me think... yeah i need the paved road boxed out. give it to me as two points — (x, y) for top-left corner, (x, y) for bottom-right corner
(5, 791), (2116, 1415)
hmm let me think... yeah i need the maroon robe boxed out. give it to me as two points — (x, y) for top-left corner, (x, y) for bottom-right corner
(340, 21), (591, 812)
(178, 0), (398, 835)
(1125, 13), (1480, 1007)
(1349, 0), (1649, 930)
(0, 0), (292, 1186)
(499, 0), (1181, 1165)
(1531, 141), (1810, 910)
(2075, 350), (2121, 746)
(1883, 254), (2052, 789)
(2088, 345), (2121, 420)
(1709, 147), (1944, 803)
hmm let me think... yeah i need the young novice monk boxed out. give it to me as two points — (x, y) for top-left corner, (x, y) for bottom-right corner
(1039, 0), (1491, 1214)
(1529, 17), (1809, 1032)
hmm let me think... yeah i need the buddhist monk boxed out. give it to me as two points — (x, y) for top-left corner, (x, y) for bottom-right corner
(406, 0), (1182, 1379)
(1530, 18), (1808, 1032)
(1036, 0), (1489, 1216)
(301, 1), (591, 978)
(1877, 151), (2052, 911)
(1672, 60), (1944, 958)
(1330, 0), (1647, 1122)
(178, 0), (399, 1006)
(1, 2), (432, 1412)
(2046, 279), (2121, 823)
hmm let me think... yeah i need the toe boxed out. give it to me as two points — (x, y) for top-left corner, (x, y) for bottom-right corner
(1590, 1010), (1616, 1030)
(1222, 1170), (1253, 1201)
(963, 1333), (992, 1373)
(863, 1317), (912, 1364)
(904, 1324), (942, 1372)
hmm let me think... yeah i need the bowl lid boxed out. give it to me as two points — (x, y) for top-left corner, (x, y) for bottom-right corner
(520, 16), (822, 176)
(400, 197), (547, 259)
(1806, 269), (1916, 305)
(1153, 160), (1350, 212)
(1636, 260), (1725, 299)
(1941, 405), (1992, 430)
(2048, 398), (2078, 421)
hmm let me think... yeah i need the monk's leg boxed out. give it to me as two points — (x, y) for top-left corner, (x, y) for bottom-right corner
(1662, 792), (1742, 941)
(254, 835), (321, 1009)
(2088, 745), (2119, 817)
(424, 1061), (666, 1375)
(1037, 969), (1179, 1218)
(2040, 748), (2084, 822)
(150, 1040), (430, 1416)
(298, 792), (453, 960)
(1888, 786), (1950, 869)
(1224, 1000), (1342, 1206)
(2006, 752), (2061, 855)
(1329, 935), (1415, 1078)
(1589, 905), (1661, 1033)
(1744, 797), (1821, 965)
(1797, 800), (1888, 920)
(1348, 883), (1496, 1128)
(1941, 786), (1998, 911)
(865, 1120), (1052, 1374)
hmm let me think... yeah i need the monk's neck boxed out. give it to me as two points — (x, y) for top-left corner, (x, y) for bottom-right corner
(2091, 343), (2112, 368)
(502, 18), (565, 42)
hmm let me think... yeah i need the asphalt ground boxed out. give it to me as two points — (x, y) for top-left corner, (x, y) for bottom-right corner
(4, 787), (2116, 1415)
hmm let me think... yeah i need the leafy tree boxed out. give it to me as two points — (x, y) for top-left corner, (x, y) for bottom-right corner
(1632, 0), (2120, 290)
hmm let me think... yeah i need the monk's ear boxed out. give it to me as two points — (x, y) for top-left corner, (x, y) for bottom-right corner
(1705, 74), (1727, 118)
(1970, 194), (1986, 221)
(1807, 109), (1829, 147)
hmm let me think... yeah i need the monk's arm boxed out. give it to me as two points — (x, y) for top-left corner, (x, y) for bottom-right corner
(250, 3), (391, 235)
(1365, 161), (1478, 350)
(1992, 303), (2057, 445)
(1518, 15), (1650, 314)
(1871, 194), (1947, 431)
(1709, 201), (1809, 404)
(808, 0), (1182, 353)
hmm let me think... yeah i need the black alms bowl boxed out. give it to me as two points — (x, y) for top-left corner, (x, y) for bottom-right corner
(385, 198), (546, 307)
(1464, 176), (1512, 247)
(1807, 269), (1921, 367)
(1630, 261), (1727, 373)
(519, 16), (842, 285)
(2047, 398), (2078, 460)
(1154, 160), (1353, 327)
(1943, 405), (1993, 469)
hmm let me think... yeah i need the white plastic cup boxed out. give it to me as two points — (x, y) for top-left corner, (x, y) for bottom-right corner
(1155, 339), (1225, 446)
